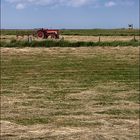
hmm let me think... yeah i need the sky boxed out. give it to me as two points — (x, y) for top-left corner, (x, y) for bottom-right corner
(1, 0), (139, 29)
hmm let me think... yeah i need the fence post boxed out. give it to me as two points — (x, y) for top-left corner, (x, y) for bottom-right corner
(133, 35), (136, 41)
(98, 36), (101, 42)
(28, 35), (32, 43)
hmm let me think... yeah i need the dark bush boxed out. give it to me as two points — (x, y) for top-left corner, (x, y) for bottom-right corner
(0, 39), (139, 48)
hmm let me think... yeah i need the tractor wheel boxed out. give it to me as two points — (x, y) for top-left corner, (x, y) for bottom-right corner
(37, 31), (45, 39)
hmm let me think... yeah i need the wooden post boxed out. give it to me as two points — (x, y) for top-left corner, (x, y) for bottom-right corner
(98, 36), (101, 42)
(133, 35), (136, 41)
(27, 35), (29, 42)
(28, 35), (32, 43)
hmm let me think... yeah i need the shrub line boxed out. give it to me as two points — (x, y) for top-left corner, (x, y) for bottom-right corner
(0, 40), (139, 47)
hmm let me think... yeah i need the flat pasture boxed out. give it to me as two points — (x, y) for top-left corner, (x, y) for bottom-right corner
(1, 29), (140, 36)
(1, 46), (139, 140)
(1, 35), (139, 42)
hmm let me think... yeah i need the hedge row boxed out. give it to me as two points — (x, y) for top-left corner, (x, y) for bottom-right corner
(0, 40), (139, 47)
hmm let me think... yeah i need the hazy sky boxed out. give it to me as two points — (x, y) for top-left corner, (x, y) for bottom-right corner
(1, 0), (139, 29)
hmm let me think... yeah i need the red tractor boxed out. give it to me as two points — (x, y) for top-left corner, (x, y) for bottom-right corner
(36, 28), (59, 39)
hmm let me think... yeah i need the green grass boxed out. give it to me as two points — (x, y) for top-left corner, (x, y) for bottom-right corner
(1, 47), (139, 128)
(57, 119), (103, 127)
(1, 29), (140, 36)
(61, 29), (140, 36)
(1, 39), (139, 47)
(11, 117), (52, 125)
(96, 109), (139, 116)
(1, 29), (34, 36)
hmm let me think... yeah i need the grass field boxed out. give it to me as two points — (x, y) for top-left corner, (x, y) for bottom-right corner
(1, 46), (139, 139)
(1, 37), (139, 47)
(1, 40), (139, 48)
(1, 29), (140, 36)
(1, 35), (140, 42)
(61, 29), (140, 36)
